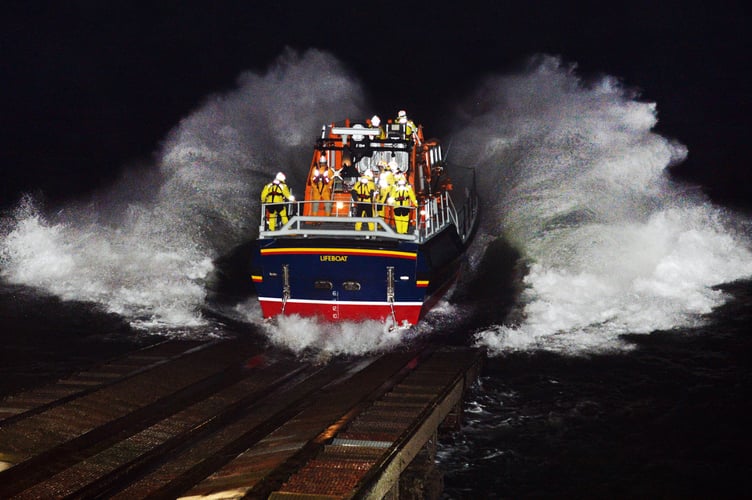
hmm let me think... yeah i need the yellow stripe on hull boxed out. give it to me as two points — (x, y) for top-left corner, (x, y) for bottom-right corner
(260, 247), (417, 260)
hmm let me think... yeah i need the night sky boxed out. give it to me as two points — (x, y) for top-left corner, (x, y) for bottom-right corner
(2, 1), (750, 211)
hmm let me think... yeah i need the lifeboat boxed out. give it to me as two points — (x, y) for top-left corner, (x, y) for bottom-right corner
(251, 116), (479, 327)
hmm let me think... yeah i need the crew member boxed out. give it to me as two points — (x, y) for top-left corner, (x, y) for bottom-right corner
(260, 172), (294, 230)
(351, 172), (376, 231)
(369, 114), (386, 139)
(388, 176), (417, 234)
(396, 109), (418, 141)
(311, 155), (333, 216)
(376, 160), (395, 217)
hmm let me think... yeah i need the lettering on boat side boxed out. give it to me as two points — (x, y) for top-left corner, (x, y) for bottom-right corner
(320, 255), (349, 262)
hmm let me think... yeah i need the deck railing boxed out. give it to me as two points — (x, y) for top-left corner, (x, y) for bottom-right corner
(259, 189), (478, 244)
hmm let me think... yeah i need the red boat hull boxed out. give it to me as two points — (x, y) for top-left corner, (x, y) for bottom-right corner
(258, 298), (423, 324)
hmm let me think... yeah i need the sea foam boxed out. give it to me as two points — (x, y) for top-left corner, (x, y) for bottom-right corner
(0, 49), (366, 333)
(457, 56), (752, 354)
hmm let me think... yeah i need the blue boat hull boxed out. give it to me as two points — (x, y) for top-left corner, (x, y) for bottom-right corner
(251, 225), (466, 325)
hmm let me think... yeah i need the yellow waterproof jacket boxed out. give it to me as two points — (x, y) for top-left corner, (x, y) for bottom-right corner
(396, 116), (418, 138)
(377, 171), (394, 200)
(261, 181), (292, 203)
(351, 180), (376, 202)
(389, 184), (417, 207)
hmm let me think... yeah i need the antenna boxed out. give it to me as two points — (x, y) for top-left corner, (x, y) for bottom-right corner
(443, 136), (454, 162)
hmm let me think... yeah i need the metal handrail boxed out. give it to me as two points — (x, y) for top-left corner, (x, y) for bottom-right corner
(259, 193), (466, 242)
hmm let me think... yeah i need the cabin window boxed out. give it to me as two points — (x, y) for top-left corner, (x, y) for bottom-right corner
(387, 123), (405, 139)
(356, 157), (372, 175)
(429, 145), (442, 165)
(371, 151), (391, 168)
(391, 151), (409, 173)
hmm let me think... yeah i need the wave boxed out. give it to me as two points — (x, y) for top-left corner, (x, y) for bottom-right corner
(0, 49), (366, 332)
(453, 56), (752, 354)
(3, 51), (750, 355)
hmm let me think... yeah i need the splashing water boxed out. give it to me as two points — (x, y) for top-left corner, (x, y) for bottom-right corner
(0, 195), (214, 330)
(0, 49), (366, 332)
(456, 56), (752, 354)
(263, 315), (410, 356)
(229, 298), (410, 355)
(4, 50), (750, 354)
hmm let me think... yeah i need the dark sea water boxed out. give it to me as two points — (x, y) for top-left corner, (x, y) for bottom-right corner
(2, 52), (751, 498)
(1, 279), (749, 498)
(440, 280), (752, 499)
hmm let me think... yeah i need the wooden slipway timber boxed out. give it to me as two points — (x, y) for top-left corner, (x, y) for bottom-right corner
(0, 337), (484, 499)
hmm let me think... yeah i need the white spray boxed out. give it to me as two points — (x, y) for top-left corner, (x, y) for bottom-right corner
(4, 51), (750, 354)
(0, 49), (366, 332)
(455, 56), (752, 354)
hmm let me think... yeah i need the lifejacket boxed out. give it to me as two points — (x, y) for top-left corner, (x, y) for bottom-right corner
(312, 168), (330, 183)
(353, 182), (374, 202)
(391, 185), (416, 207)
(311, 168), (332, 196)
(263, 182), (289, 203)
(379, 170), (394, 187)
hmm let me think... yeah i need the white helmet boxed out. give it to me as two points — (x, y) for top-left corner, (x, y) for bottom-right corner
(275, 172), (286, 182)
(371, 115), (381, 127)
(388, 159), (398, 171)
(364, 170), (373, 178)
(318, 155), (327, 164)
(397, 110), (406, 118)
